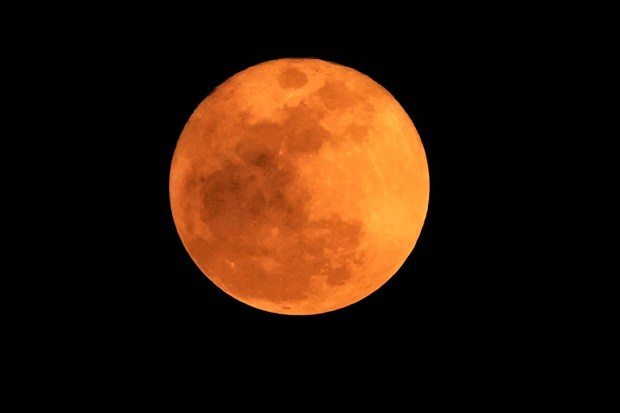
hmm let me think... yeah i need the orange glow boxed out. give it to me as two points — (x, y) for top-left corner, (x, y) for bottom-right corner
(169, 58), (429, 315)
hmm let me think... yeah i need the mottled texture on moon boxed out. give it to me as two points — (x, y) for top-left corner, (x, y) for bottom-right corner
(169, 58), (429, 315)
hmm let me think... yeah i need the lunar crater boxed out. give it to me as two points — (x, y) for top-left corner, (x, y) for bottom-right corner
(317, 80), (356, 110)
(278, 67), (308, 89)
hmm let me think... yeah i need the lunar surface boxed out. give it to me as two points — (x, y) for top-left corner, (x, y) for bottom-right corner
(169, 58), (429, 315)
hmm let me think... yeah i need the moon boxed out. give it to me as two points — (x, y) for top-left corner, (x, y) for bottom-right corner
(169, 58), (429, 315)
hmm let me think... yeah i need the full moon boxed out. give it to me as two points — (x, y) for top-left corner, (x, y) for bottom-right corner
(169, 58), (429, 315)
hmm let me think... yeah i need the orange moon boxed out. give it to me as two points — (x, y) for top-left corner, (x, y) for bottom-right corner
(169, 58), (429, 315)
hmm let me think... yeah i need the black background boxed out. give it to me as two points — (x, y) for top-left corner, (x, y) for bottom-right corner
(112, 22), (524, 350)
(70, 10), (588, 382)
(2, 6), (611, 406)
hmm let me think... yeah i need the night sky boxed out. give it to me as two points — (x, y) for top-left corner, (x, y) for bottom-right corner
(95, 11), (565, 379)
